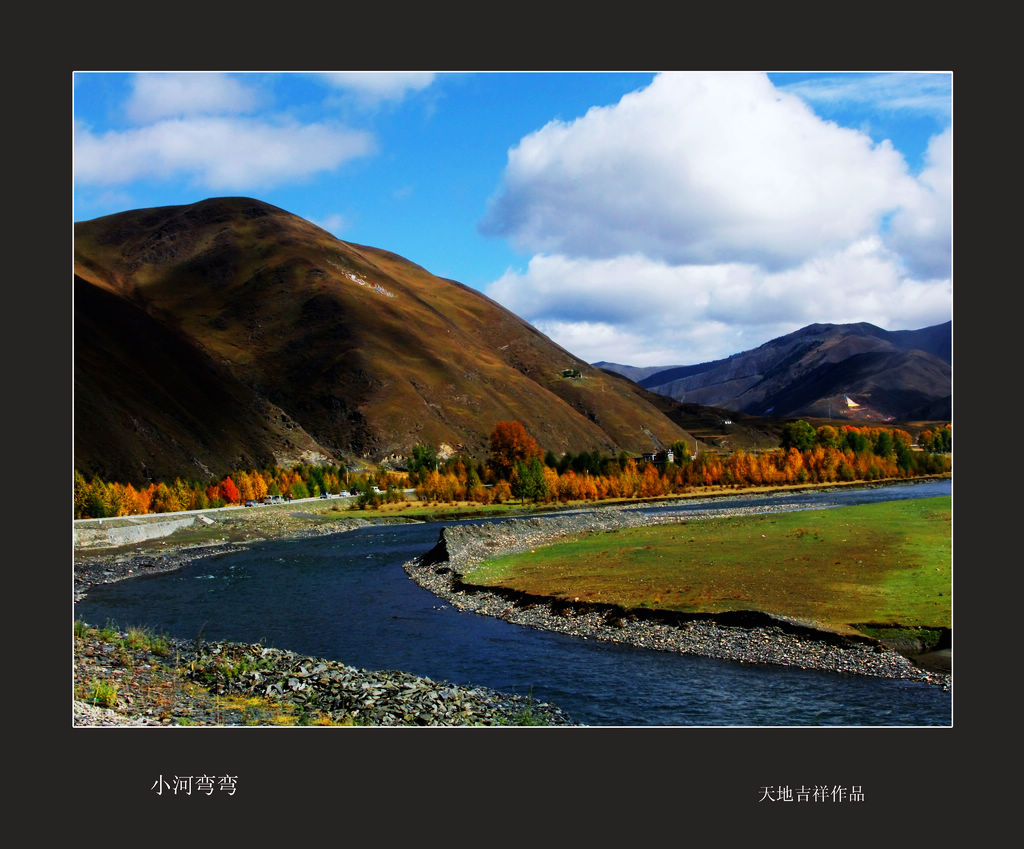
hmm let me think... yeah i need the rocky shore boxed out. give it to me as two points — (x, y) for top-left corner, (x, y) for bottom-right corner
(403, 501), (952, 690)
(74, 510), (574, 726)
(74, 629), (571, 726)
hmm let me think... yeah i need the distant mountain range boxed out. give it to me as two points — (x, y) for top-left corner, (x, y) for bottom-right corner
(75, 197), (709, 485)
(595, 320), (952, 423)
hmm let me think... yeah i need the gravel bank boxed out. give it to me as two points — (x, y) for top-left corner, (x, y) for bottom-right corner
(73, 511), (574, 726)
(73, 630), (572, 727)
(403, 499), (952, 691)
(74, 514), (372, 602)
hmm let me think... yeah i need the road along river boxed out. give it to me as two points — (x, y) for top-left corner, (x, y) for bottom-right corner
(74, 480), (952, 726)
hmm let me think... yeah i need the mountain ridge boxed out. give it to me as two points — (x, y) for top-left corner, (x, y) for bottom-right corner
(596, 320), (952, 422)
(75, 197), (704, 485)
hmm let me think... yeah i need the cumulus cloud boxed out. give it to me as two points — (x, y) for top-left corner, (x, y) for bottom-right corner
(74, 117), (375, 191)
(124, 73), (263, 123)
(482, 71), (952, 367)
(482, 72), (919, 270)
(488, 242), (950, 366)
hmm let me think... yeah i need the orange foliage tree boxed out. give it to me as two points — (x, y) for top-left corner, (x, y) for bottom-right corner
(220, 476), (241, 505)
(489, 421), (543, 480)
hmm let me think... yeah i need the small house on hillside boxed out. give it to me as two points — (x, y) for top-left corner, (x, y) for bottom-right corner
(642, 449), (675, 466)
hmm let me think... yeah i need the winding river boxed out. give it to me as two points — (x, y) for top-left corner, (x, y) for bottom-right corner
(75, 480), (952, 726)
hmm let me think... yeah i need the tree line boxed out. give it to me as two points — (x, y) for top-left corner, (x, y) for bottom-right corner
(410, 420), (951, 505)
(73, 463), (402, 520)
(73, 420), (951, 518)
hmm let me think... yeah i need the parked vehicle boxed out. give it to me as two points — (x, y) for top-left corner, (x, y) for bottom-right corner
(244, 499), (258, 507)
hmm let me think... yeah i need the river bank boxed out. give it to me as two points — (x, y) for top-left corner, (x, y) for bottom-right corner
(73, 626), (572, 727)
(74, 481), (952, 728)
(74, 506), (578, 726)
(402, 497), (952, 691)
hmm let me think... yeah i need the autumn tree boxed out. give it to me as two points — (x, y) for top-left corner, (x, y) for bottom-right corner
(640, 462), (665, 497)
(465, 466), (485, 502)
(220, 476), (241, 505)
(815, 425), (839, 448)
(74, 470), (90, 519)
(489, 420), (543, 480)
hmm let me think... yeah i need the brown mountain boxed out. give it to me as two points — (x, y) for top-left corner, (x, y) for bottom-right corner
(74, 197), (697, 485)
(598, 321), (952, 423)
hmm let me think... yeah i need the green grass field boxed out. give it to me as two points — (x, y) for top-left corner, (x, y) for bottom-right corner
(463, 497), (952, 636)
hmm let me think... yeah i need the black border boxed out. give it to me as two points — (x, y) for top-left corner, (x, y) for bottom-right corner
(50, 14), (993, 836)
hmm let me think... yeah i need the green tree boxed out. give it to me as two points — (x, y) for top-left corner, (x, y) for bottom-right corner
(896, 440), (915, 473)
(74, 470), (90, 519)
(873, 430), (894, 458)
(466, 466), (485, 501)
(669, 440), (692, 465)
(781, 420), (815, 451)
(408, 444), (438, 476)
(843, 428), (869, 454)
(511, 457), (548, 502)
(84, 476), (111, 518)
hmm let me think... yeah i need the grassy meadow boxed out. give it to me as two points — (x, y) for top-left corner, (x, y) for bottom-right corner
(463, 497), (952, 637)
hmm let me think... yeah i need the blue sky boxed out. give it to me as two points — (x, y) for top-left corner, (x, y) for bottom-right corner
(73, 71), (952, 367)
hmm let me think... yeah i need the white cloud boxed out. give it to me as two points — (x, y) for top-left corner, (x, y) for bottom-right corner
(482, 71), (951, 367)
(487, 241), (951, 367)
(774, 72), (952, 118)
(124, 73), (263, 123)
(885, 127), (952, 278)
(318, 72), (436, 104)
(74, 117), (375, 190)
(482, 72), (919, 270)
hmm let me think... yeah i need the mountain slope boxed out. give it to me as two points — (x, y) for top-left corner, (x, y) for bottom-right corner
(599, 321), (952, 422)
(74, 197), (695, 484)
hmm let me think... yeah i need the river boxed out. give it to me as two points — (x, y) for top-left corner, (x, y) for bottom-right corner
(74, 480), (952, 726)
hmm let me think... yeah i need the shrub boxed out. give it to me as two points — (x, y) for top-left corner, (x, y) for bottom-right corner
(86, 679), (119, 709)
